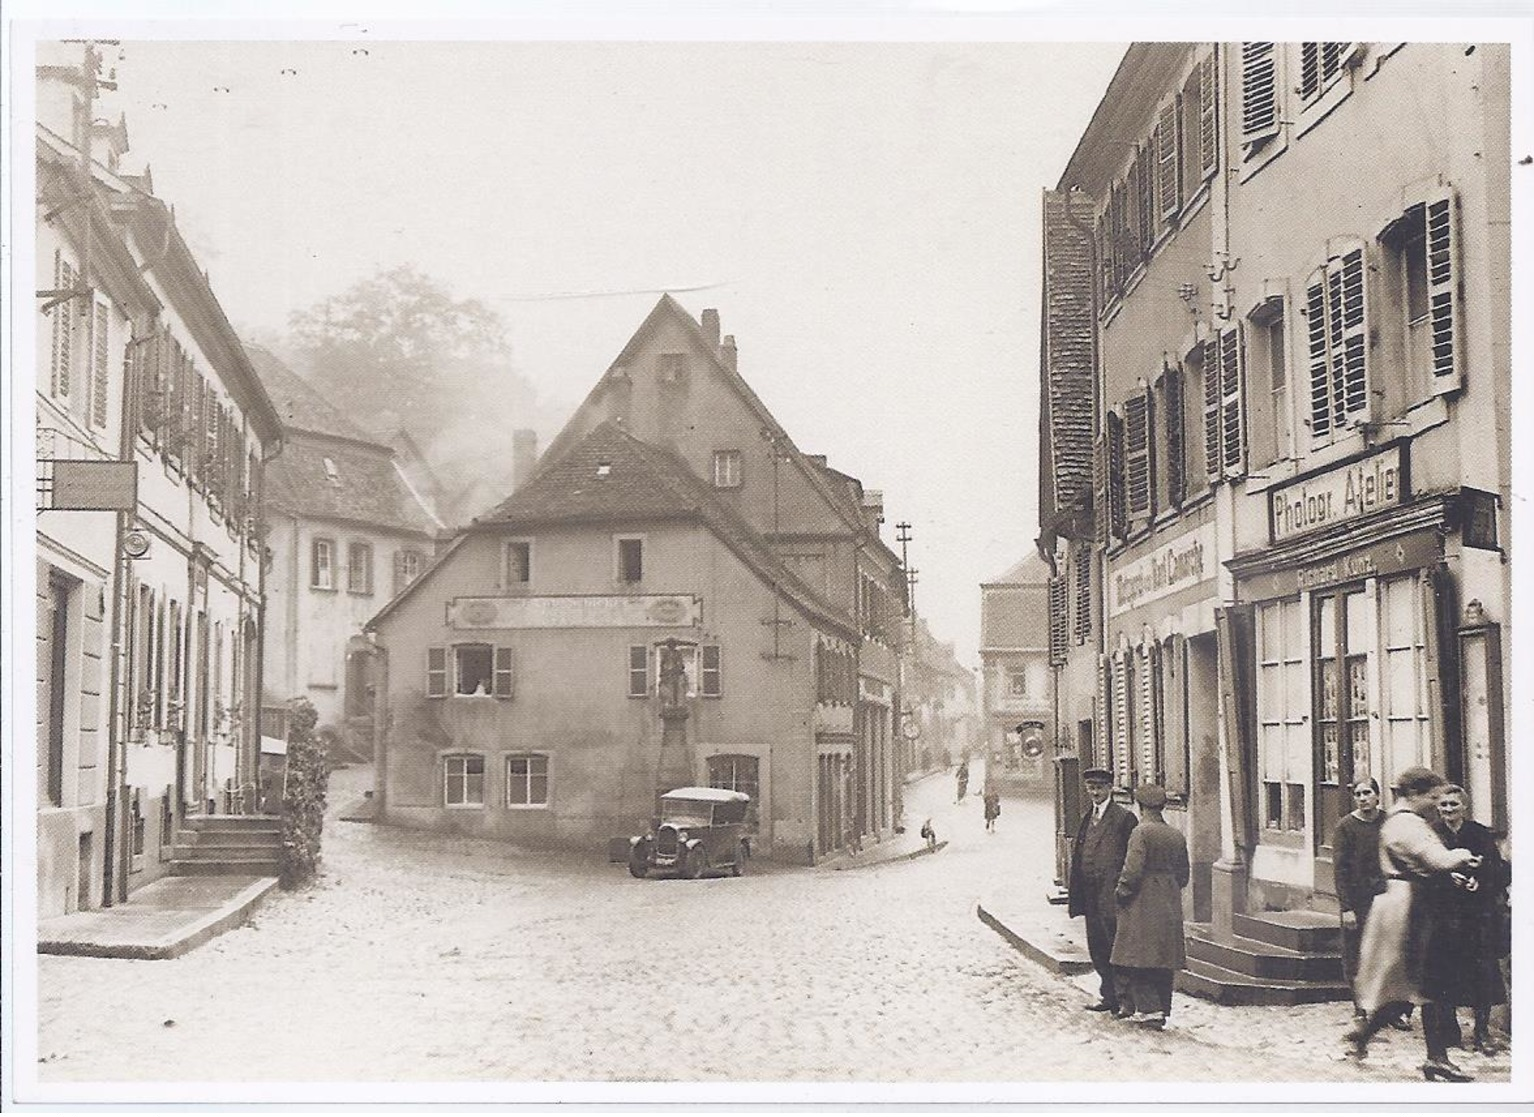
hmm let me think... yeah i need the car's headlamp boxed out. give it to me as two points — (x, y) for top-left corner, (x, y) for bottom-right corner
(677, 830), (689, 843)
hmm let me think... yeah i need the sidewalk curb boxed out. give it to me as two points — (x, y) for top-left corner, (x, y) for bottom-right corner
(976, 898), (1095, 976)
(827, 839), (949, 871)
(38, 877), (279, 960)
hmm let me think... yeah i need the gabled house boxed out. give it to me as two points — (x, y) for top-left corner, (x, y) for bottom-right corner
(978, 554), (1054, 790)
(365, 421), (863, 862)
(537, 296), (908, 852)
(247, 346), (443, 755)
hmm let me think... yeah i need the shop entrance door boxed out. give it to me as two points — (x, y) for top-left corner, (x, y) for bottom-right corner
(1313, 586), (1371, 894)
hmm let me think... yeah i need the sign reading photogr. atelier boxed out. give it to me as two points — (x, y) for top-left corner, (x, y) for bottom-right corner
(448, 595), (701, 630)
(1270, 445), (1405, 544)
(1109, 523), (1215, 617)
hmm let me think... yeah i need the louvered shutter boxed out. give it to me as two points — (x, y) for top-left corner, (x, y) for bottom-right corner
(55, 259), (75, 399)
(493, 647), (515, 698)
(90, 302), (109, 428)
(1156, 100), (1180, 222)
(1219, 325), (1247, 478)
(1165, 363), (1186, 507)
(1300, 42), (1322, 101)
(1074, 548), (1092, 644)
(1140, 642), (1159, 785)
(1425, 190), (1461, 393)
(1199, 341), (1220, 486)
(1240, 42), (1280, 150)
(1112, 651), (1132, 787)
(1331, 246), (1369, 424)
(1323, 42), (1352, 83)
(1138, 142), (1157, 251)
(1125, 152), (1143, 260)
(1198, 49), (1219, 181)
(1106, 410), (1128, 540)
(426, 647), (448, 698)
(1048, 575), (1068, 667)
(1095, 655), (1112, 771)
(1124, 391), (1152, 518)
(1093, 434), (1109, 548)
(1306, 273), (1332, 439)
(1164, 634), (1189, 796)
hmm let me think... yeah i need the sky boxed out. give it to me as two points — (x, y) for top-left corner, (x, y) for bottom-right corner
(39, 33), (1131, 666)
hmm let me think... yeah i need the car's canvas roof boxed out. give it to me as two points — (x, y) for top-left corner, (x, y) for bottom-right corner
(660, 786), (751, 803)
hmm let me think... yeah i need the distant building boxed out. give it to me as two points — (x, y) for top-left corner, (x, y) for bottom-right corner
(247, 345), (443, 753)
(35, 43), (282, 915)
(906, 617), (978, 774)
(978, 555), (1054, 791)
(367, 297), (907, 862)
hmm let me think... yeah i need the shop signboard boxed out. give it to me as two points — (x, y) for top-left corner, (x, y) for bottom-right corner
(1237, 528), (1442, 604)
(1108, 523), (1216, 618)
(447, 594), (701, 629)
(1269, 444), (1407, 544)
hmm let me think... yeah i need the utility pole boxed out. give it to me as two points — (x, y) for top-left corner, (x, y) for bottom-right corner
(894, 522), (915, 775)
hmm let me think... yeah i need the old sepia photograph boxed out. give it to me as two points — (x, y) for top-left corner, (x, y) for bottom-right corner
(3, 7), (1528, 1107)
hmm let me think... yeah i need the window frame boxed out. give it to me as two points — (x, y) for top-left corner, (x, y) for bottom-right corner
(504, 752), (550, 809)
(443, 752), (486, 809)
(503, 538), (533, 587)
(627, 644), (650, 698)
(615, 534), (644, 585)
(311, 536), (336, 591)
(700, 644), (722, 698)
(712, 449), (743, 489)
(347, 540), (374, 596)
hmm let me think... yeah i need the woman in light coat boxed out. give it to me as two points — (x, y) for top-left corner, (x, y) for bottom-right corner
(1110, 784), (1189, 1029)
(1346, 766), (1481, 1081)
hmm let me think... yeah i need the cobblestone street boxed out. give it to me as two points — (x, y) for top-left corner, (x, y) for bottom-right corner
(34, 764), (1508, 1087)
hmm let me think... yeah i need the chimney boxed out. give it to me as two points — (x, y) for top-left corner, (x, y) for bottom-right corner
(700, 308), (721, 348)
(720, 335), (738, 373)
(512, 429), (539, 491)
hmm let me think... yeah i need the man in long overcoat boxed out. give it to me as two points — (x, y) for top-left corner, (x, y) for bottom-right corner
(1110, 784), (1190, 1028)
(1068, 767), (1137, 1014)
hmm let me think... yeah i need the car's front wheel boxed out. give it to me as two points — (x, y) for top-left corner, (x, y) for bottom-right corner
(684, 846), (708, 879)
(628, 857), (649, 879)
(730, 841), (748, 877)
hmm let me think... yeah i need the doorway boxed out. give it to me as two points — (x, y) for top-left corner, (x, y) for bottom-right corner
(1313, 586), (1370, 891)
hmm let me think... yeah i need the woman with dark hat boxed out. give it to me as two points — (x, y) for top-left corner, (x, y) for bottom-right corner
(1109, 784), (1189, 1029)
(1425, 784), (1508, 1055)
(1347, 766), (1482, 1081)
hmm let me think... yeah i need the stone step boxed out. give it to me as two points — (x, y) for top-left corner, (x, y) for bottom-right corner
(1177, 956), (1352, 1006)
(171, 841), (282, 861)
(182, 814), (284, 833)
(170, 857), (282, 876)
(1185, 925), (1342, 982)
(175, 829), (284, 849)
(1231, 910), (1342, 954)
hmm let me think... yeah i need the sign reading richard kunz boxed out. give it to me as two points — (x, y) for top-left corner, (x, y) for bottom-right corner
(1109, 524), (1215, 617)
(1269, 444), (1405, 544)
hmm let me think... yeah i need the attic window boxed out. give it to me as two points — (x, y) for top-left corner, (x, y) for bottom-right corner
(596, 461), (612, 478)
(323, 457), (341, 486)
(657, 353), (688, 383)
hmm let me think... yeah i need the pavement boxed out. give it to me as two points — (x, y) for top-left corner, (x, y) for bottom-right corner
(37, 874), (279, 961)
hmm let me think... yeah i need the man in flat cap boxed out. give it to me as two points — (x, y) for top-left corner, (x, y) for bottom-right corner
(1068, 767), (1138, 1014)
(1111, 784), (1191, 1028)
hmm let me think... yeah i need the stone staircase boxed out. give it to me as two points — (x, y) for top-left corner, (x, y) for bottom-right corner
(1178, 910), (1352, 1006)
(170, 815), (284, 877)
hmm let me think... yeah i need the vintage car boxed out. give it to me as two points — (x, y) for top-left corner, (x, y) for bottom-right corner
(628, 786), (751, 879)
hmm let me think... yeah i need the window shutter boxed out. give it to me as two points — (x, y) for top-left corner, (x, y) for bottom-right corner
(1165, 363), (1186, 507)
(1112, 650), (1131, 787)
(1092, 434), (1109, 548)
(1202, 341), (1222, 486)
(91, 302), (109, 428)
(56, 260), (75, 399)
(1124, 391), (1152, 518)
(1425, 190), (1461, 392)
(1300, 42), (1322, 101)
(1322, 42), (1352, 84)
(1330, 246), (1369, 424)
(392, 551), (407, 596)
(1140, 642), (1160, 784)
(427, 647), (448, 698)
(1106, 411), (1128, 540)
(1073, 548), (1092, 645)
(1219, 325), (1247, 478)
(1156, 100), (1180, 222)
(1164, 634), (1189, 796)
(1306, 273), (1332, 439)
(493, 646), (515, 698)
(1198, 49), (1219, 181)
(1239, 42), (1280, 150)
(1095, 654), (1112, 772)
(1048, 576), (1068, 666)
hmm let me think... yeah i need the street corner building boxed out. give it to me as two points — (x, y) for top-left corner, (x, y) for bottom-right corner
(979, 553), (1055, 794)
(34, 43), (284, 917)
(365, 297), (909, 865)
(1038, 42), (1510, 999)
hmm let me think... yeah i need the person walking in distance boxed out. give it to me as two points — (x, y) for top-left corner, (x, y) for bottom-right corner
(1110, 785), (1190, 1029)
(955, 757), (970, 804)
(983, 785), (1001, 833)
(1346, 766), (1482, 1081)
(1068, 767), (1137, 1016)
(1332, 778), (1410, 1030)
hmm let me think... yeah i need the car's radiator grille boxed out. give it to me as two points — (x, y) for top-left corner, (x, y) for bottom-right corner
(656, 826), (680, 856)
